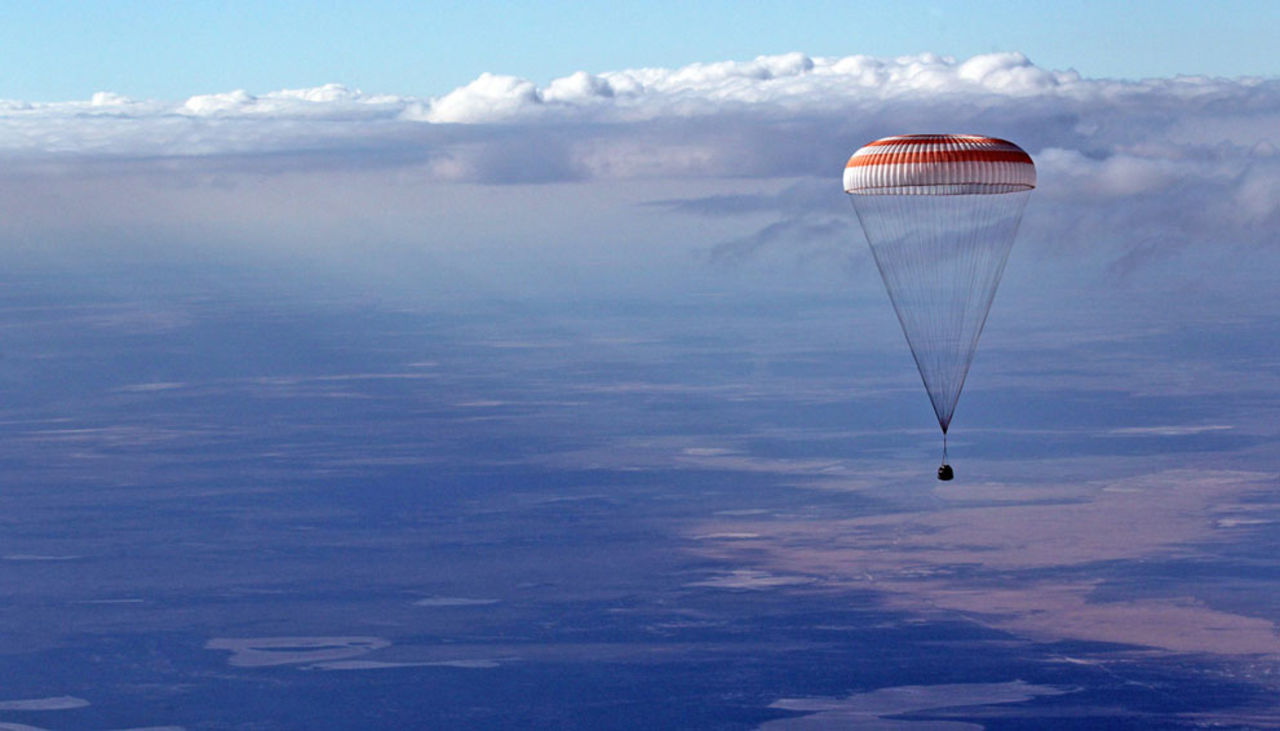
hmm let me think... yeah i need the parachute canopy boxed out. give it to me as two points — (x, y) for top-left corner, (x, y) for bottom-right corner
(844, 134), (1035, 195)
(844, 134), (1035, 438)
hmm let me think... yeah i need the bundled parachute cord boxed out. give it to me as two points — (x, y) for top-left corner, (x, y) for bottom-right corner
(937, 433), (954, 480)
(853, 191), (1029, 433)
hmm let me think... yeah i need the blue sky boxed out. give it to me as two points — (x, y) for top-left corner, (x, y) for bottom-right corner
(1, 0), (1277, 101)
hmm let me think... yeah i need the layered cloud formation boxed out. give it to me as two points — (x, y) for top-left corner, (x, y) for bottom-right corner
(0, 51), (1276, 271)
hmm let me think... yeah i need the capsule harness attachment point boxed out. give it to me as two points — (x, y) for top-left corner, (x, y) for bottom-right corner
(937, 433), (954, 481)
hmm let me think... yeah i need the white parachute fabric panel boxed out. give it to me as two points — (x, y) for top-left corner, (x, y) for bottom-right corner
(843, 134), (1036, 194)
(851, 190), (1031, 432)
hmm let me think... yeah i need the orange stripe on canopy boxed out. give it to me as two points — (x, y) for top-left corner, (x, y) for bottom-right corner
(846, 150), (1033, 168)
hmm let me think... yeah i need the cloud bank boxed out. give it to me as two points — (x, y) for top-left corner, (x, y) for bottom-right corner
(3, 52), (1274, 180)
(0, 51), (1276, 273)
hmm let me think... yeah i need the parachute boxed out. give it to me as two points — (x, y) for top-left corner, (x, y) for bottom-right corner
(844, 134), (1035, 480)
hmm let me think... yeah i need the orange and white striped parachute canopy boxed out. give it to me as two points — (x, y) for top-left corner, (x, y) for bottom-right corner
(843, 134), (1035, 195)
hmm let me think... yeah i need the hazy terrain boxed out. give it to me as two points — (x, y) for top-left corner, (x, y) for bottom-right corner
(0, 248), (1275, 728)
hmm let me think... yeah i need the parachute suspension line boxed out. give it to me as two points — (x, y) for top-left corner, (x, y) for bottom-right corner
(852, 191), (1029, 434)
(942, 432), (948, 466)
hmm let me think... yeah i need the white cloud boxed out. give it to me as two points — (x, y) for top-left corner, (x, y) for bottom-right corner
(180, 89), (256, 115)
(0, 52), (1276, 273)
(420, 73), (542, 124)
(0, 51), (1260, 155)
(541, 71), (615, 104)
(1037, 148), (1189, 196)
